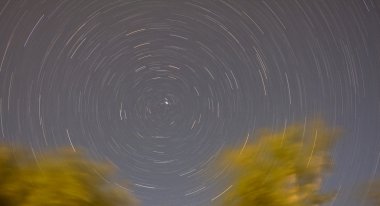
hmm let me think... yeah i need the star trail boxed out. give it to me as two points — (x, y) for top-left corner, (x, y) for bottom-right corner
(0, 0), (379, 205)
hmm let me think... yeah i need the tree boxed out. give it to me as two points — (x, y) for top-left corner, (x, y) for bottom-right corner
(363, 179), (380, 206)
(215, 120), (339, 206)
(0, 144), (138, 206)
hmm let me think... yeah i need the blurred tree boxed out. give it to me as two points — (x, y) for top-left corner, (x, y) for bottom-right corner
(0, 145), (138, 206)
(366, 180), (380, 206)
(215, 120), (339, 206)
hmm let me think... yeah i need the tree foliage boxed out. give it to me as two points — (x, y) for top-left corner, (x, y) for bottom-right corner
(0, 145), (138, 206)
(215, 120), (339, 206)
(366, 180), (380, 206)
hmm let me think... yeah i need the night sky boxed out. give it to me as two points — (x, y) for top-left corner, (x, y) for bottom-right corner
(1, 0), (380, 205)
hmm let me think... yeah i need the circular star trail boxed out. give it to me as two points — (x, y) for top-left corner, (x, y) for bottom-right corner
(0, 1), (379, 205)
